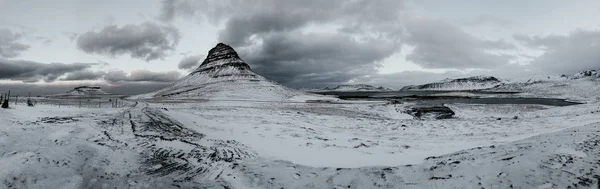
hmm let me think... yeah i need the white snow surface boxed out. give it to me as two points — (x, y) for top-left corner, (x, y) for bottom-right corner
(2, 90), (600, 188)
(3, 72), (600, 188)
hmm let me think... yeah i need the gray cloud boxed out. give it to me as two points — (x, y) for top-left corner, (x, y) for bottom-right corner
(161, 0), (404, 87)
(104, 69), (181, 83)
(158, 0), (176, 22)
(241, 32), (400, 88)
(178, 54), (203, 70)
(0, 28), (30, 58)
(514, 29), (600, 74)
(62, 32), (79, 41)
(404, 16), (516, 69)
(61, 70), (106, 81)
(463, 14), (515, 27)
(76, 22), (180, 61)
(0, 58), (98, 82)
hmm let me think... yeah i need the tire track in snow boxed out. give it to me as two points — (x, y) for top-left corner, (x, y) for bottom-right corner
(96, 102), (256, 184)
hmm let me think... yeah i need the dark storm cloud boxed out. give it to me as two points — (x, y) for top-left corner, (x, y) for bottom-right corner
(160, 0), (404, 87)
(404, 16), (516, 69)
(61, 70), (106, 81)
(514, 29), (600, 74)
(0, 59), (98, 82)
(0, 28), (30, 58)
(178, 54), (203, 70)
(104, 70), (181, 83)
(241, 32), (399, 88)
(76, 22), (180, 61)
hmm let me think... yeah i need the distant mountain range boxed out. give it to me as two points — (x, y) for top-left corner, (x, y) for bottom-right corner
(46, 86), (121, 99)
(401, 76), (503, 91)
(318, 84), (394, 92)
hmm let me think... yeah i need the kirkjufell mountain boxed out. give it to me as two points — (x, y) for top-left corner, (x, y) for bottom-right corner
(134, 43), (313, 101)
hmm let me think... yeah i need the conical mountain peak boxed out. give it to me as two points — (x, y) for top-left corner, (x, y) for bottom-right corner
(133, 42), (306, 100)
(195, 43), (250, 72)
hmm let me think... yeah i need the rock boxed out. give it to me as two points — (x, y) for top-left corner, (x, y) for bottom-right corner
(406, 106), (455, 120)
(390, 100), (403, 104)
(513, 116), (518, 119)
(497, 118), (502, 120)
(570, 69), (599, 79)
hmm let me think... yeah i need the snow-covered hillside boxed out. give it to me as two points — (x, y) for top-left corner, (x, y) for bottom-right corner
(320, 84), (394, 92)
(132, 43), (315, 101)
(492, 77), (600, 102)
(570, 69), (599, 79)
(402, 76), (503, 91)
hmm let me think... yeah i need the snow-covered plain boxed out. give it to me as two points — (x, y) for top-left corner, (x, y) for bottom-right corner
(2, 88), (600, 188)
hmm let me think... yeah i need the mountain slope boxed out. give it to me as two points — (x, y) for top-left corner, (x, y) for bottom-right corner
(402, 76), (503, 91)
(135, 43), (309, 101)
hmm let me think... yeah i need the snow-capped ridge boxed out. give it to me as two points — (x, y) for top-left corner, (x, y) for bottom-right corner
(322, 84), (394, 91)
(66, 86), (108, 96)
(402, 76), (503, 91)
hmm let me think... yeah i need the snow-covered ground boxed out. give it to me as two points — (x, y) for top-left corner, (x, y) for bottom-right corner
(2, 92), (600, 188)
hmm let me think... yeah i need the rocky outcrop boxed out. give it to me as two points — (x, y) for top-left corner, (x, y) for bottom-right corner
(405, 106), (455, 120)
(402, 76), (503, 91)
(571, 70), (599, 79)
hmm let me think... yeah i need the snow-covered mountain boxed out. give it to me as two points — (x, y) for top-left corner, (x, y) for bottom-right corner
(321, 84), (393, 92)
(66, 86), (108, 95)
(401, 76), (503, 91)
(133, 43), (308, 101)
(46, 86), (110, 98)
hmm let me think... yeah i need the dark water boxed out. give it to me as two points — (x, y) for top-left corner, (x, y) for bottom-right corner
(314, 91), (519, 98)
(312, 91), (581, 106)
(415, 98), (581, 106)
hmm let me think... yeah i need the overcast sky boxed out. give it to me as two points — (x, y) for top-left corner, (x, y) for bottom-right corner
(1, 0), (599, 95)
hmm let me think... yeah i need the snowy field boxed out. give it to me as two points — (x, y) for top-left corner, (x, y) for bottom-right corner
(1, 88), (600, 188)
